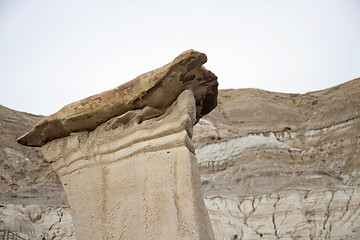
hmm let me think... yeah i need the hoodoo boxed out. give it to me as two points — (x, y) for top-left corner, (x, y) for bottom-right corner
(18, 50), (217, 240)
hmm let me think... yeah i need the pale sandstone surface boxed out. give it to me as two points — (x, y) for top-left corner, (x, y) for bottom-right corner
(17, 50), (217, 147)
(1, 78), (360, 239)
(40, 90), (214, 240)
(205, 188), (360, 240)
(16, 50), (217, 240)
(0, 204), (74, 240)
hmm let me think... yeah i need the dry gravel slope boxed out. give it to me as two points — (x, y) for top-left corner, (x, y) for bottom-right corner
(1, 78), (360, 239)
(0, 105), (60, 194)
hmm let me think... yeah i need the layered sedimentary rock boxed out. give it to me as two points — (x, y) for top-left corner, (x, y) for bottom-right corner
(194, 78), (360, 239)
(17, 50), (217, 240)
(205, 189), (360, 240)
(0, 105), (58, 193)
(3, 75), (359, 239)
(0, 204), (74, 240)
(17, 50), (217, 147)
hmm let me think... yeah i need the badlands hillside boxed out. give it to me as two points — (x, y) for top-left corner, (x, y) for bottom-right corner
(1, 78), (360, 239)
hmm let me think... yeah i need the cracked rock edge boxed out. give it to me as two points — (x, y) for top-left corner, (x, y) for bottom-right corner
(17, 49), (218, 147)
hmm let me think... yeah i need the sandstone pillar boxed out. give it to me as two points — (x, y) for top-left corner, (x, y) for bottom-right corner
(18, 50), (217, 240)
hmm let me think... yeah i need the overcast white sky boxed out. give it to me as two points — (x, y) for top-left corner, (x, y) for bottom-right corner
(1, 0), (359, 116)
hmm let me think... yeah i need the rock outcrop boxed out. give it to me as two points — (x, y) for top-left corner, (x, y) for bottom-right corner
(0, 204), (74, 240)
(0, 105), (59, 194)
(194, 78), (360, 239)
(1, 73), (359, 239)
(205, 189), (360, 240)
(17, 50), (217, 240)
(17, 50), (217, 147)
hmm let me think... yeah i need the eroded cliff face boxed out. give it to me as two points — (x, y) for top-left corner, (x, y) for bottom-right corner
(0, 204), (74, 240)
(194, 78), (360, 239)
(14, 50), (217, 240)
(1, 78), (360, 239)
(0, 105), (60, 194)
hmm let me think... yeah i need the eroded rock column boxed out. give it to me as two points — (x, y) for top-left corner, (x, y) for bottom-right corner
(18, 50), (217, 240)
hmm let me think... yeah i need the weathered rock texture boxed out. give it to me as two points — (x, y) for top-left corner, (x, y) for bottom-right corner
(2, 76), (359, 239)
(17, 50), (217, 240)
(17, 50), (217, 147)
(0, 105), (59, 193)
(194, 78), (360, 239)
(0, 204), (74, 240)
